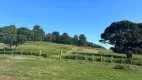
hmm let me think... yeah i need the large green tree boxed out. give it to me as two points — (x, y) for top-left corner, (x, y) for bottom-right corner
(44, 33), (52, 42)
(61, 33), (72, 44)
(32, 25), (45, 41)
(0, 25), (27, 49)
(72, 35), (79, 45)
(100, 20), (142, 58)
(18, 27), (34, 41)
(51, 31), (61, 43)
(78, 34), (87, 46)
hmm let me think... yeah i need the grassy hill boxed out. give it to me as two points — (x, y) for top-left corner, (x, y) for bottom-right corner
(0, 41), (111, 57)
(0, 41), (142, 80)
(0, 41), (142, 65)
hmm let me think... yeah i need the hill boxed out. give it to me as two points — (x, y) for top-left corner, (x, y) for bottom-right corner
(0, 41), (142, 66)
(0, 41), (142, 80)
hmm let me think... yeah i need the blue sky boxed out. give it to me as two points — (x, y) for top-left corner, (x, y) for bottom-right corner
(0, 0), (141, 48)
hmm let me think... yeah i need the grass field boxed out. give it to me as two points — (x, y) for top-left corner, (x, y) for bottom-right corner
(0, 55), (142, 80)
(0, 42), (142, 65)
(0, 42), (142, 80)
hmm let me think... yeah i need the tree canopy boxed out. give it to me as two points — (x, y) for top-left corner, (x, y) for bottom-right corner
(100, 20), (142, 58)
(33, 25), (45, 41)
(0, 25), (27, 49)
(0, 25), (105, 49)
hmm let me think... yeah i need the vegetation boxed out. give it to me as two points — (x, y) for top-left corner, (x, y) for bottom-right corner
(0, 42), (141, 66)
(0, 20), (142, 80)
(0, 55), (142, 80)
(0, 25), (104, 49)
(100, 20), (142, 58)
(0, 25), (27, 49)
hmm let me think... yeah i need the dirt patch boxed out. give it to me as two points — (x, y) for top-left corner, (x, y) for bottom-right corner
(10, 56), (36, 60)
(0, 66), (12, 71)
(0, 75), (28, 80)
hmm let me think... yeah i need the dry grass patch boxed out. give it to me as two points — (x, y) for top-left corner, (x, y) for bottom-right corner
(0, 75), (28, 80)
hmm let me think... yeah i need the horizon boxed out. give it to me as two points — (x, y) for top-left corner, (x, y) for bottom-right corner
(0, 0), (142, 49)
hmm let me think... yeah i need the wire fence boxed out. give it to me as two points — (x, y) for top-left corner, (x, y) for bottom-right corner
(0, 49), (142, 66)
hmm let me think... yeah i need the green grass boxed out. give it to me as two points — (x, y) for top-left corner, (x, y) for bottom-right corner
(0, 41), (142, 65)
(0, 55), (142, 80)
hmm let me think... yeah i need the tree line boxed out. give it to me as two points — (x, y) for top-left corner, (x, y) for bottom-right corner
(0, 25), (104, 49)
(100, 20), (142, 58)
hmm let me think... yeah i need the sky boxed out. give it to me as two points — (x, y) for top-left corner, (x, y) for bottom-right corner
(0, 0), (142, 48)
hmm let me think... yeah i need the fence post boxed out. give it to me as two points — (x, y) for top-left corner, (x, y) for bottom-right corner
(21, 49), (23, 56)
(92, 54), (94, 61)
(31, 50), (32, 55)
(121, 56), (123, 64)
(76, 53), (78, 60)
(100, 54), (103, 62)
(85, 53), (87, 60)
(46, 52), (48, 58)
(4, 48), (5, 54)
(39, 50), (41, 56)
(59, 50), (62, 59)
(111, 55), (113, 63)
(12, 49), (13, 56)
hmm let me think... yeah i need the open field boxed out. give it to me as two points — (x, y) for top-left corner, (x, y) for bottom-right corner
(0, 42), (142, 80)
(0, 55), (142, 80)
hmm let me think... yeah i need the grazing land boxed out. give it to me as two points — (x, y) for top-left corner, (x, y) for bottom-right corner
(0, 55), (142, 80)
(0, 42), (142, 80)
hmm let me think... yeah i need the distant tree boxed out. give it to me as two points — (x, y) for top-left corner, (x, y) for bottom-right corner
(0, 25), (27, 49)
(100, 20), (142, 58)
(51, 31), (61, 43)
(72, 35), (79, 45)
(32, 25), (45, 41)
(87, 42), (94, 47)
(18, 27), (34, 41)
(61, 33), (72, 44)
(78, 34), (87, 46)
(44, 33), (52, 42)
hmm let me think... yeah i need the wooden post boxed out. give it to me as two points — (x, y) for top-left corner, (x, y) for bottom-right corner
(100, 54), (102, 62)
(21, 49), (23, 56)
(39, 50), (41, 56)
(92, 54), (94, 61)
(85, 53), (87, 60)
(12, 49), (13, 56)
(111, 55), (113, 63)
(46, 52), (48, 58)
(76, 53), (78, 60)
(121, 56), (123, 64)
(4, 48), (5, 54)
(59, 50), (62, 59)
(31, 50), (32, 55)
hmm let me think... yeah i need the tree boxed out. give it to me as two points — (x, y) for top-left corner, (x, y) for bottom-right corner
(44, 33), (52, 42)
(18, 27), (34, 41)
(72, 35), (79, 45)
(78, 34), (87, 46)
(0, 25), (27, 49)
(32, 25), (45, 41)
(61, 33), (72, 44)
(51, 31), (61, 43)
(100, 20), (142, 58)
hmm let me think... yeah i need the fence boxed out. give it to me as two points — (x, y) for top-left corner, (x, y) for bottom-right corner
(0, 49), (142, 66)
